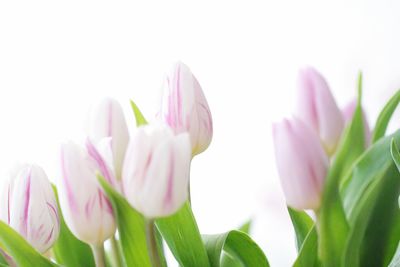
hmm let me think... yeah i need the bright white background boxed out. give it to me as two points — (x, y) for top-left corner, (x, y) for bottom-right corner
(0, 1), (399, 266)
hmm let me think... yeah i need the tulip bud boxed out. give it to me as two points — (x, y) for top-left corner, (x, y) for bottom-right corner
(0, 165), (60, 253)
(58, 141), (116, 245)
(158, 62), (213, 156)
(87, 97), (129, 180)
(272, 117), (329, 210)
(296, 67), (344, 155)
(122, 124), (191, 218)
(342, 99), (370, 145)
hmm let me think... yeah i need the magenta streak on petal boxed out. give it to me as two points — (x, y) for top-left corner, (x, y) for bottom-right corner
(101, 192), (113, 214)
(22, 169), (32, 237)
(164, 150), (175, 210)
(86, 139), (115, 186)
(60, 149), (78, 213)
(44, 227), (54, 245)
(47, 202), (59, 224)
(107, 101), (113, 137)
(85, 195), (96, 219)
(7, 187), (10, 224)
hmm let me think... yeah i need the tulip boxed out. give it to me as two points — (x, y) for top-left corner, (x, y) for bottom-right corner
(158, 62), (213, 156)
(0, 164), (60, 253)
(58, 141), (116, 245)
(296, 67), (344, 155)
(87, 97), (129, 180)
(122, 124), (191, 218)
(342, 99), (370, 145)
(272, 117), (329, 210)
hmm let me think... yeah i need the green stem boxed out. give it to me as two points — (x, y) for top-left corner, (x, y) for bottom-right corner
(91, 244), (106, 267)
(110, 235), (123, 267)
(145, 219), (162, 267)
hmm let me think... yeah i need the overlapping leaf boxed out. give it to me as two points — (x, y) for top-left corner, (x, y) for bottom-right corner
(371, 89), (400, 143)
(98, 175), (152, 267)
(52, 186), (95, 267)
(317, 74), (366, 267)
(156, 203), (210, 267)
(203, 230), (269, 267)
(0, 221), (56, 267)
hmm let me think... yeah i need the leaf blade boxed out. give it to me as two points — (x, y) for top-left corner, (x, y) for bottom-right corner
(156, 203), (210, 267)
(130, 100), (148, 126)
(0, 221), (56, 267)
(98, 175), (152, 267)
(203, 230), (269, 267)
(51, 185), (95, 267)
(372, 89), (400, 143)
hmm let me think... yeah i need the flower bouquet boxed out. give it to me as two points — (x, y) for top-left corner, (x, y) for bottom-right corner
(0, 62), (399, 267)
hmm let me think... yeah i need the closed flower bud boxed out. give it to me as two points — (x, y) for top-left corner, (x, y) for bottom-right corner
(58, 141), (116, 245)
(296, 67), (344, 155)
(122, 124), (191, 218)
(342, 99), (370, 146)
(0, 165), (60, 253)
(272, 117), (329, 210)
(87, 97), (129, 180)
(159, 62), (213, 156)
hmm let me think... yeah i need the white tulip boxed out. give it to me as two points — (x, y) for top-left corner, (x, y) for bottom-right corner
(58, 141), (116, 245)
(159, 62), (213, 156)
(0, 164), (60, 253)
(122, 124), (191, 218)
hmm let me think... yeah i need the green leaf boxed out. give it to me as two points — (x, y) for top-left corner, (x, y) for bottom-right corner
(317, 74), (366, 267)
(0, 252), (8, 267)
(130, 100), (148, 126)
(156, 203), (210, 267)
(98, 175), (152, 267)
(0, 221), (56, 267)
(238, 220), (252, 234)
(0, 251), (8, 266)
(203, 230), (269, 267)
(388, 242), (400, 267)
(51, 186), (95, 267)
(287, 208), (314, 251)
(340, 134), (400, 267)
(293, 226), (320, 267)
(219, 220), (253, 267)
(371, 89), (400, 143)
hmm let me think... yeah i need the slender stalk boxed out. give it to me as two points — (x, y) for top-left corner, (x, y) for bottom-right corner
(91, 244), (106, 267)
(145, 219), (162, 267)
(110, 235), (123, 267)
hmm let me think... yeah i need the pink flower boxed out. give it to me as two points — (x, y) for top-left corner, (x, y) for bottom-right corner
(0, 164), (60, 253)
(296, 67), (344, 155)
(122, 124), (191, 218)
(158, 62), (213, 156)
(272, 117), (329, 210)
(57, 141), (117, 245)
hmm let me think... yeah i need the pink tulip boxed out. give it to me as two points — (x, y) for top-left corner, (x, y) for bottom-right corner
(0, 164), (60, 253)
(158, 62), (213, 156)
(296, 67), (344, 155)
(122, 124), (191, 218)
(57, 141), (116, 245)
(87, 97), (129, 180)
(272, 117), (329, 210)
(342, 99), (370, 145)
